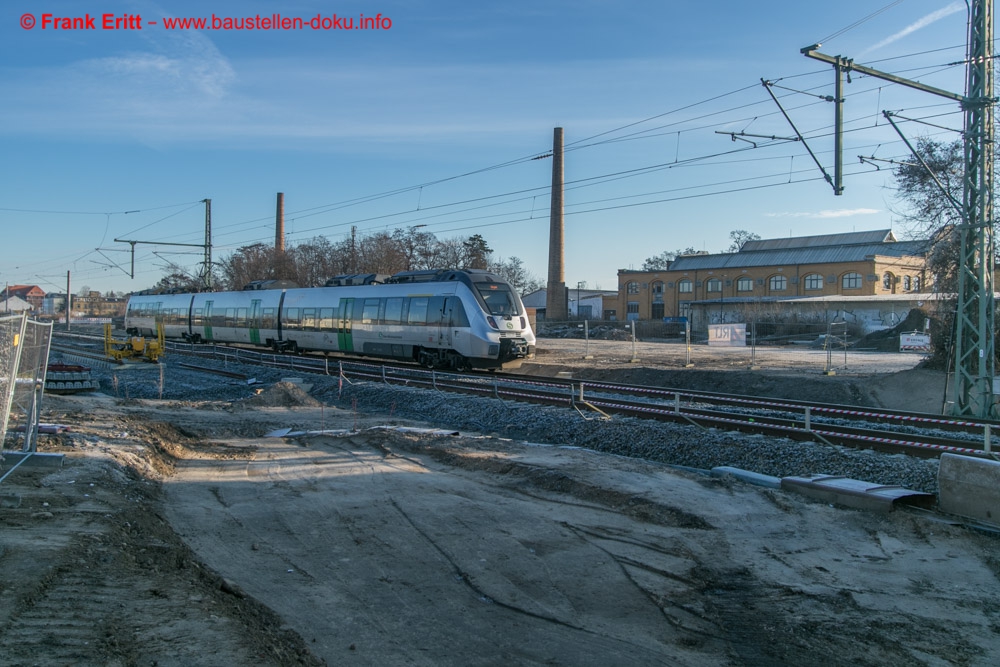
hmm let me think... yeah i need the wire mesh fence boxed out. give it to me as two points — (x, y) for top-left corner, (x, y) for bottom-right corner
(1, 313), (54, 455)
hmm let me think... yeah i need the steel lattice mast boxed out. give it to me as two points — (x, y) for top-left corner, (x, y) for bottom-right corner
(802, 0), (994, 417)
(952, 0), (994, 417)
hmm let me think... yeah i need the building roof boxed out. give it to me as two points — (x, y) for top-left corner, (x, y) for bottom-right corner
(1, 296), (32, 312)
(668, 240), (928, 271)
(4, 284), (45, 297)
(739, 229), (896, 252)
(663, 227), (927, 272)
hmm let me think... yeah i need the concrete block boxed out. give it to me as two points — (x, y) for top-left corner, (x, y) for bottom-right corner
(938, 453), (1000, 528)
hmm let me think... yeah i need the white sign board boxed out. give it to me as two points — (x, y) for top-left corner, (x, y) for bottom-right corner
(708, 323), (746, 347)
(899, 332), (931, 352)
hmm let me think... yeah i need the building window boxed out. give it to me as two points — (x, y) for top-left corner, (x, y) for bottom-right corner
(913, 276), (921, 291)
(769, 275), (787, 291)
(903, 276), (912, 291)
(651, 303), (664, 319)
(736, 277), (753, 292)
(679, 301), (692, 319)
(842, 272), (863, 290)
(626, 302), (639, 314)
(804, 273), (823, 290)
(883, 272), (893, 290)
(652, 281), (664, 296)
(678, 279), (693, 293)
(627, 281), (639, 294)
(706, 278), (722, 292)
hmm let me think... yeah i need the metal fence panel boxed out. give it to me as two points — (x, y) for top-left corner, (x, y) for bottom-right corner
(1, 314), (53, 453)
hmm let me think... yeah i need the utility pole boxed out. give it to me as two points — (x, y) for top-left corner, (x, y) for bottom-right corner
(351, 225), (357, 273)
(202, 198), (212, 290)
(66, 270), (71, 332)
(801, 0), (994, 417)
(114, 197), (214, 290)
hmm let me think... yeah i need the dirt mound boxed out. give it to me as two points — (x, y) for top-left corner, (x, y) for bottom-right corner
(241, 381), (322, 408)
(855, 309), (930, 351)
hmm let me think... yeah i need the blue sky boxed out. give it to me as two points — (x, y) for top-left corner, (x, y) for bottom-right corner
(0, 0), (973, 294)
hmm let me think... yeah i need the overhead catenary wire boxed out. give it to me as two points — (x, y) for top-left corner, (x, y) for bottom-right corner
(9, 33), (972, 287)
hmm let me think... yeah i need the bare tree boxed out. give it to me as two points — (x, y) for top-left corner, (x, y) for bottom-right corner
(356, 232), (406, 274)
(392, 227), (437, 270)
(430, 237), (465, 269)
(148, 263), (206, 292)
(489, 256), (543, 295)
(217, 243), (279, 290)
(727, 229), (760, 253)
(640, 247), (696, 271)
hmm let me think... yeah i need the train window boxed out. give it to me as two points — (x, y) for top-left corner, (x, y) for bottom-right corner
(193, 308), (204, 326)
(361, 299), (380, 324)
(426, 297), (446, 325)
(225, 308), (237, 327)
(262, 308), (276, 329)
(475, 283), (519, 316)
(319, 308), (334, 330)
(284, 308), (301, 329)
(408, 297), (429, 325)
(302, 308), (317, 331)
(444, 298), (471, 327)
(237, 308), (248, 328)
(384, 298), (403, 325)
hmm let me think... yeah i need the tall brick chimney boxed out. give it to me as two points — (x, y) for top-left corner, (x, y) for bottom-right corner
(275, 192), (285, 254)
(545, 128), (568, 321)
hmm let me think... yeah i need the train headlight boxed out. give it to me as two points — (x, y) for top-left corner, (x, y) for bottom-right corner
(487, 316), (499, 329)
(519, 317), (526, 330)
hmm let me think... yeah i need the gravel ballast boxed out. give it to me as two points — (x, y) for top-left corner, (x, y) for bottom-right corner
(68, 353), (942, 495)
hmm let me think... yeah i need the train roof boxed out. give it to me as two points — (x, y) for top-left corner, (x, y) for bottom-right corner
(128, 269), (512, 300)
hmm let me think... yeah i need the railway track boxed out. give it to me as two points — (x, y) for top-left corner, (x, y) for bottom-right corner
(50, 333), (1000, 460)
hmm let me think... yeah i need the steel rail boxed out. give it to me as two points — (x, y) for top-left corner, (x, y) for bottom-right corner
(49, 335), (998, 459)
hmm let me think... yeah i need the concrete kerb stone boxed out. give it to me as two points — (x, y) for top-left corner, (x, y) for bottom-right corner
(938, 453), (1000, 528)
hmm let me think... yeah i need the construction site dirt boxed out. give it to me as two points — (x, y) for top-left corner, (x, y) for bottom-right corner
(1, 342), (999, 666)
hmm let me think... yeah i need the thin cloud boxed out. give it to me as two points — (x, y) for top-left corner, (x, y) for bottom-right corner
(861, 2), (965, 55)
(766, 208), (881, 219)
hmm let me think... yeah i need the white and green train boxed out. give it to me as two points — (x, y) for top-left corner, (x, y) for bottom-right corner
(124, 269), (536, 370)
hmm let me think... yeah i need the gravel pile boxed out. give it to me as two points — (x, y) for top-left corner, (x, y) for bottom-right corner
(67, 353), (941, 494)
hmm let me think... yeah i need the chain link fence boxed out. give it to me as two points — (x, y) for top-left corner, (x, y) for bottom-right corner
(1, 313), (54, 457)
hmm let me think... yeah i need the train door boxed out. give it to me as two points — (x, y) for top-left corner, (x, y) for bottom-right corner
(203, 300), (214, 341)
(249, 299), (262, 345)
(438, 297), (455, 349)
(337, 298), (354, 352)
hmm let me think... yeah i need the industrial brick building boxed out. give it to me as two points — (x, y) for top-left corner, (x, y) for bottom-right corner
(615, 230), (929, 321)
